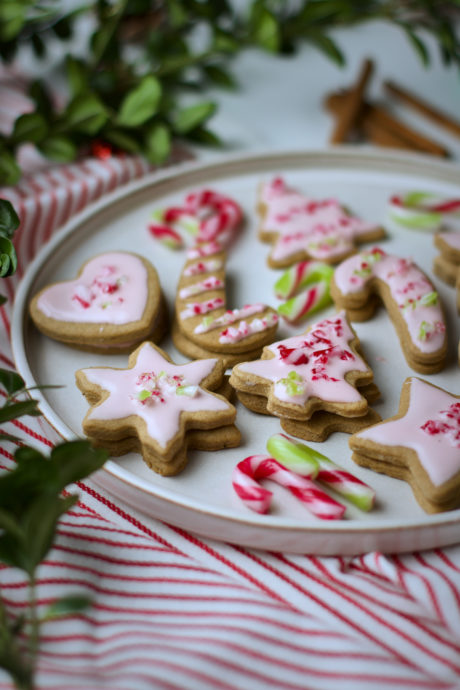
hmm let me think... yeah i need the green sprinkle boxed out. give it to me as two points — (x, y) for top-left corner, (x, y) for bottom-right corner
(418, 320), (430, 340)
(138, 389), (151, 401)
(420, 291), (438, 307)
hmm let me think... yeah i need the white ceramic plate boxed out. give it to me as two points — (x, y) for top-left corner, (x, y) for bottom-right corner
(12, 148), (460, 555)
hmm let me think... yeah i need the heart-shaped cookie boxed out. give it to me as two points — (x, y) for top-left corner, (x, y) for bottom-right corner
(30, 251), (166, 352)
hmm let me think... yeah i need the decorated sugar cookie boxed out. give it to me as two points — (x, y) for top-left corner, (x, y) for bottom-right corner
(230, 311), (375, 422)
(173, 242), (279, 367)
(331, 247), (447, 373)
(349, 377), (460, 513)
(30, 252), (166, 353)
(76, 342), (240, 476)
(258, 177), (384, 268)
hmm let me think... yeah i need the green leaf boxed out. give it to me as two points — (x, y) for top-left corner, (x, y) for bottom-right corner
(66, 56), (89, 97)
(104, 129), (141, 154)
(250, 6), (280, 52)
(28, 80), (53, 117)
(0, 368), (24, 395)
(22, 494), (77, 574)
(0, 533), (27, 571)
(0, 431), (19, 442)
(11, 112), (47, 144)
(0, 150), (21, 186)
(38, 135), (77, 163)
(0, 198), (19, 237)
(117, 76), (162, 128)
(50, 440), (108, 489)
(44, 594), (91, 620)
(204, 65), (236, 89)
(0, 508), (23, 539)
(0, 400), (41, 424)
(0, 236), (16, 276)
(310, 33), (344, 66)
(402, 25), (429, 67)
(144, 123), (171, 165)
(174, 101), (217, 134)
(0, 293), (6, 305)
(212, 29), (240, 53)
(188, 127), (221, 146)
(63, 93), (108, 135)
(0, 1), (25, 42)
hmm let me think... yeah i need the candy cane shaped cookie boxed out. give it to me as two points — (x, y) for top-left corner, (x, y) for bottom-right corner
(173, 243), (279, 367)
(331, 247), (448, 373)
(258, 177), (384, 268)
(267, 434), (375, 511)
(388, 191), (460, 233)
(232, 455), (345, 519)
(149, 189), (242, 250)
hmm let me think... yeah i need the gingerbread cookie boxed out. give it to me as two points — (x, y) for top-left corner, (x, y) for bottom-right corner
(258, 177), (384, 268)
(349, 377), (460, 513)
(331, 247), (447, 373)
(76, 342), (240, 476)
(173, 241), (279, 367)
(30, 252), (166, 353)
(230, 311), (379, 442)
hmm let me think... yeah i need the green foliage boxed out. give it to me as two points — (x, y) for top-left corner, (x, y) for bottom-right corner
(0, 0), (458, 183)
(0, 366), (109, 688)
(0, 199), (19, 278)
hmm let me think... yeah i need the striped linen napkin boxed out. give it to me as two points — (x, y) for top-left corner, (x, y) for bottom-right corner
(1, 79), (460, 690)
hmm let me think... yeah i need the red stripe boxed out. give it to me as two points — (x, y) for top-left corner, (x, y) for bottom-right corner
(0, 304), (11, 339)
(41, 171), (59, 245)
(0, 352), (14, 367)
(415, 552), (460, 609)
(42, 558), (213, 578)
(11, 418), (54, 447)
(394, 554), (445, 624)
(53, 544), (175, 566)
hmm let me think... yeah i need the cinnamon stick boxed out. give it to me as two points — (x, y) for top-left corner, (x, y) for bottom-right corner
(329, 58), (374, 144)
(325, 90), (449, 157)
(384, 80), (460, 139)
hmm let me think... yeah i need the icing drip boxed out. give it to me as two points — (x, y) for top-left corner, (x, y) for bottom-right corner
(334, 248), (446, 354)
(179, 276), (223, 299)
(261, 178), (378, 262)
(180, 297), (225, 320)
(183, 258), (223, 277)
(194, 304), (266, 334)
(239, 312), (368, 405)
(219, 313), (279, 344)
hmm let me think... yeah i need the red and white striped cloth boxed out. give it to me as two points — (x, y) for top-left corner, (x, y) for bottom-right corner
(1, 79), (460, 690)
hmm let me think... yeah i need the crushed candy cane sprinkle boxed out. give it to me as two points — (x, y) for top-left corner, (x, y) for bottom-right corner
(133, 370), (199, 405)
(72, 265), (127, 310)
(421, 402), (460, 448)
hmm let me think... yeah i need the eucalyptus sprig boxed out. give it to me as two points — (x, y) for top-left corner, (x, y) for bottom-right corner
(0, 200), (19, 290)
(0, 368), (108, 690)
(0, 0), (459, 184)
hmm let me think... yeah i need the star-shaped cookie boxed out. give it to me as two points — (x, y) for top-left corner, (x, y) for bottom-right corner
(349, 377), (460, 513)
(76, 342), (240, 475)
(230, 310), (375, 421)
(258, 177), (384, 268)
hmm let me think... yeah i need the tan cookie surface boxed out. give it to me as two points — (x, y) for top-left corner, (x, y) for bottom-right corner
(30, 252), (165, 352)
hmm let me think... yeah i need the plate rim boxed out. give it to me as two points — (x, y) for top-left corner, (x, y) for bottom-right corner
(11, 146), (460, 551)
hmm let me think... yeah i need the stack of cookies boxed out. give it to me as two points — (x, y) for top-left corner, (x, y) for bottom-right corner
(229, 310), (381, 443)
(76, 342), (240, 476)
(433, 231), (460, 311)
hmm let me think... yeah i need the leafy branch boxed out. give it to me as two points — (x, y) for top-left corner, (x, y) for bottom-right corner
(0, 0), (458, 184)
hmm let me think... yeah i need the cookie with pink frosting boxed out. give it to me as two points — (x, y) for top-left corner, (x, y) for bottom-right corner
(173, 241), (279, 367)
(349, 377), (460, 513)
(29, 252), (167, 353)
(230, 311), (379, 441)
(331, 247), (448, 373)
(258, 177), (384, 268)
(75, 341), (240, 476)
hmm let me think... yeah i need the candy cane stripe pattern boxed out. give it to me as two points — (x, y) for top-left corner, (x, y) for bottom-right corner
(275, 260), (334, 325)
(267, 433), (375, 511)
(232, 455), (346, 519)
(331, 247), (448, 373)
(388, 191), (460, 232)
(149, 188), (242, 250)
(258, 177), (384, 268)
(173, 242), (279, 366)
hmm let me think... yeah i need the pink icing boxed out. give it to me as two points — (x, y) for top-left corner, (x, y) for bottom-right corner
(438, 231), (460, 252)
(333, 248), (446, 354)
(356, 378), (460, 486)
(238, 311), (369, 405)
(180, 297), (225, 320)
(194, 304), (267, 335)
(81, 343), (231, 449)
(219, 313), (279, 344)
(183, 258), (223, 276)
(261, 178), (378, 262)
(36, 252), (148, 324)
(186, 241), (222, 259)
(179, 276), (223, 299)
